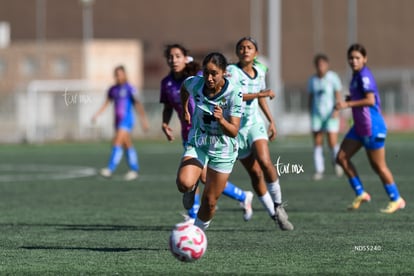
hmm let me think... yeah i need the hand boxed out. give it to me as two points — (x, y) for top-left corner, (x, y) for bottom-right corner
(264, 89), (276, 100)
(335, 101), (349, 110)
(162, 124), (175, 141)
(141, 118), (150, 132)
(213, 105), (223, 123)
(268, 122), (277, 141)
(183, 110), (191, 124)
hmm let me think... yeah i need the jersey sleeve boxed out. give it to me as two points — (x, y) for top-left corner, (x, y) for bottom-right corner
(159, 80), (169, 104)
(226, 65), (239, 84)
(361, 74), (375, 94)
(130, 86), (142, 103)
(307, 77), (314, 94)
(229, 88), (243, 118)
(183, 76), (197, 97)
(107, 87), (114, 100)
(332, 72), (342, 92)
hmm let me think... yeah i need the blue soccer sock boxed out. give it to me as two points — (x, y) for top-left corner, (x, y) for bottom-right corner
(384, 183), (401, 201)
(222, 181), (246, 202)
(126, 147), (139, 172)
(188, 193), (200, 219)
(348, 176), (365, 196)
(107, 145), (123, 172)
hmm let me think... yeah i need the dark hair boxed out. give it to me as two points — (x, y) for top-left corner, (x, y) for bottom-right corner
(202, 52), (228, 71)
(347, 43), (367, 57)
(114, 65), (126, 73)
(184, 61), (201, 78)
(313, 53), (329, 65)
(164, 44), (188, 59)
(235, 36), (258, 52)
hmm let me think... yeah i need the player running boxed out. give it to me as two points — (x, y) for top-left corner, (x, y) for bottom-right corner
(161, 45), (253, 223)
(227, 37), (294, 230)
(92, 65), (149, 181)
(335, 43), (405, 213)
(176, 52), (243, 230)
(308, 54), (344, 180)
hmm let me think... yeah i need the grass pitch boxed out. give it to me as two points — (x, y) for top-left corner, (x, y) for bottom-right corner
(0, 135), (413, 275)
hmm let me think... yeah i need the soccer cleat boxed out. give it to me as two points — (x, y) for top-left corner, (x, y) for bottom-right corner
(347, 192), (371, 210)
(100, 168), (112, 178)
(313, 172), (324, 181)
(335, 165), (344, 177)
(240, 191), (254, 221)
(124, 170), (139, 181)
(273, 203), (294, 231)
(380, 197), (406, 214)
(180, 213), (196, 225)
(182, 183), (198, 210)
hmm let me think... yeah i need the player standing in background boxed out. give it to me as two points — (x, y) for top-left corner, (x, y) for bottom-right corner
(161, 45), (253, 223)
(176, 52), (243, 230)
(92, 65), (149, 181)
(227, 37), (294, 230)
(336, 44), (405, 213)
(308, 54), (344, 180)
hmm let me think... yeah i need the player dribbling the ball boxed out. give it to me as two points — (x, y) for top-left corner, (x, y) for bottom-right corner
(176, 52), (243, 230)
(335, 44), (406, 213)
(160, 44), (253, 223)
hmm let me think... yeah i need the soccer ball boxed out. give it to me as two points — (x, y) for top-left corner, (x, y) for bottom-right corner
(169, 223), (207, 262)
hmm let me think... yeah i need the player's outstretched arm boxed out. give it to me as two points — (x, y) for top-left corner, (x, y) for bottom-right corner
(134, 101), (150, 132)
(91, 99), (110, 123)
(258, 97), (277, 141)
(162, 103), (175, 141)
(213, 106), (241, 138)
(180, 86), (191, 124)
(242, 89), (275, 101)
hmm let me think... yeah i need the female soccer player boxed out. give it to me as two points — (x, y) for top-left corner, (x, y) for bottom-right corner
(336, 44), (405, 213)
(176, 52), (243, 230)
(308, 54), (344, 180)
(161, 45), (253, 223)
(227, 37), (294, 230)
(92, 65), (149, 181)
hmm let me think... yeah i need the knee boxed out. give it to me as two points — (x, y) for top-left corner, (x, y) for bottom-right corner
(336, 151), (347, 166)
(176, 175), (193, 193)
(257, 156), (273, 171)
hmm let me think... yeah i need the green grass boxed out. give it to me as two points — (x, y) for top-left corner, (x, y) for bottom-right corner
(0, 135), (413, 275)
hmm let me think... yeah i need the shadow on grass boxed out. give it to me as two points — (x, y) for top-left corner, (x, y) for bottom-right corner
(20, 246), (167, 252)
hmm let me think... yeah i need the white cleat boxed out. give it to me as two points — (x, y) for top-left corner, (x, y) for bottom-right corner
(313, 172), (324, 181)
(274, 203), (294, 231)
(240, 191), (254, 221)
(100, 168), (112, 178)
(335, 165), (344, 177)
(124, 170), (139, 181)
(180, 213), (196, 225)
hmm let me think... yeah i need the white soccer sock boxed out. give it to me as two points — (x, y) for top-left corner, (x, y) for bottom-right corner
(314, 145), (325, 173)
(331, 144), (340, 165)
(267, 179), (282, 205)
(194, 218), (211, 231)
(258, 191), (276, 217)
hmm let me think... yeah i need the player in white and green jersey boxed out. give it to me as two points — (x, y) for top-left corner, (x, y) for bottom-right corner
(176, 52), (243, 230)
(227, 37), (294, 231)
(308, 54), (343, 180)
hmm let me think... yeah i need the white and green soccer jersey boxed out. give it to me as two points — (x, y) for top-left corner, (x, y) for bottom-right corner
(183, 76), (243, 160)
(308, 71), (342, 119)
(227, 63), (267, 129)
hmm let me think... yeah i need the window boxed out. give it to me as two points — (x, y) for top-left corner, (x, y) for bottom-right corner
(21, 56), (39, 76)
(52, 57), (70, 77)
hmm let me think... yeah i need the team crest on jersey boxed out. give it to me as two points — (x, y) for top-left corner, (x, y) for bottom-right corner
(218, 98), (228, 109)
